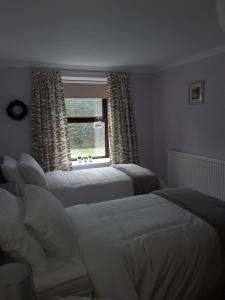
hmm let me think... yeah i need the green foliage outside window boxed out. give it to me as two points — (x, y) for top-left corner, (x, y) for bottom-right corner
(65, 98), (105, 158)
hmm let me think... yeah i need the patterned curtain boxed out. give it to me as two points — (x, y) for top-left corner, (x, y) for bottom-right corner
(107, 73), (139, 164)
(32, 70), (71, 171)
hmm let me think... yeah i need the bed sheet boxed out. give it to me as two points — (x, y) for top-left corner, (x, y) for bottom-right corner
(34, 254), (91, 300)
(45, 167), (133, 207)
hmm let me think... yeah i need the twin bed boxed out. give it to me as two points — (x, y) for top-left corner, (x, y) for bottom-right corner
(0, 154), (224, 300)
(1, 154), (160, 207)
(67, 189), (224, 300)
(27, 188), (225, 300)
(45, 163), (160, 207)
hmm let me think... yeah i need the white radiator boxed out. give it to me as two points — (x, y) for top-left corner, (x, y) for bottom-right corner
(168, 150), (225, 200)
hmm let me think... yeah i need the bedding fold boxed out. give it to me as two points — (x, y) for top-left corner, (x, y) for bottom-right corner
(153, 188), (225, 244)
(112, 163), (160, 195)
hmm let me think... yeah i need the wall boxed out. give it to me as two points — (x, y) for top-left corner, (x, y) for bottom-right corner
(0, 67), (32, 159)
(0, 67), (154, 170)
(151, 53), (225, 182)
(1, 54), (224, 180)
(130, 73), (154, 170)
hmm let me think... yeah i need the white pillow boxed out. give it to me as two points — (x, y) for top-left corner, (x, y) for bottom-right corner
(18, 153), (46, 187)
(0, 187), (21, 220)
(2, 155), (26, 186)
(23, 185), (77, 259)
(0, 188), (47, 272)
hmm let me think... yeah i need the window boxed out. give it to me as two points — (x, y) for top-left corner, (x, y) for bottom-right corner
(65, 98), (109, 160)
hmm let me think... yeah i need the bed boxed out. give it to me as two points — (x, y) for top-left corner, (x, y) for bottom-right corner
(66, 188), (225, 300)
(2, 153), (161, 207)
(45, 164), (160, 207)
(0, 185), (224, 300)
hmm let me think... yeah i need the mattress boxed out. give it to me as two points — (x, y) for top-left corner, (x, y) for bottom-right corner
(34, 255), (92, 300)
(45, 167), (133, 207)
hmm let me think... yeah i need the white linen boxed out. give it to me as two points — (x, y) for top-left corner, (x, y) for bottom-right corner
(0, 187), (21, 220)
(18, 153), (46, 187)
(23, 185), (77, 259)
(45, 167), (133, 207)
(2, 155), (26, 188)
(0, 188), (47, 272)
(67, 194), (223, 300)
(34, 255), (91, 300)
(0, 221), (47, 272)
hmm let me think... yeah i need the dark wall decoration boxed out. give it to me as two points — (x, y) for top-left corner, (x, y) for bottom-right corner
(6, 100), (28, 121)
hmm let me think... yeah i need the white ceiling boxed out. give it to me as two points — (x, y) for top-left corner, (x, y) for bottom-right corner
(0, 0), (225, 73)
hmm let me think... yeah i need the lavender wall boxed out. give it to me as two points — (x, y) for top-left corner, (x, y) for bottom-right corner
(3, 56), (223, 180)
(0, 67), (32, 159)
(0, 67), (154, 170)
(130, 73), (154, 170)
(151, 53), (225, 182)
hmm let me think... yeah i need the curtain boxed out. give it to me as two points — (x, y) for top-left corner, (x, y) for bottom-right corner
(32, 70), (71, 171)
(107, 72), (139, 164)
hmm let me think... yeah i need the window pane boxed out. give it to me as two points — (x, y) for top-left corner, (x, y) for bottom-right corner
(65, 98), (102, 117)
(68, 123), (105, 158)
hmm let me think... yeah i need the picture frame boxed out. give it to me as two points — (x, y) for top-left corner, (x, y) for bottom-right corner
(188, 80), (205, 104)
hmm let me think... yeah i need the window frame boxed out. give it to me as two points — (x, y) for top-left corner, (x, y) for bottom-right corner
(66, 98), (109, 160)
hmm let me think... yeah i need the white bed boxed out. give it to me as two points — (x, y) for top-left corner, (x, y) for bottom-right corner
(45, 167), (134, 207)
(2, 153), (160, 207)
(0, 185), (224, 300)
(66, 191), (224, 300)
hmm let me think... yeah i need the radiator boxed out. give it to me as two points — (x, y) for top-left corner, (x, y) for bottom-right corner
(168, 150), (225, 200)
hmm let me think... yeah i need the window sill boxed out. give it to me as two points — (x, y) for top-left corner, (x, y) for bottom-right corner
(72, 158), (110, 170)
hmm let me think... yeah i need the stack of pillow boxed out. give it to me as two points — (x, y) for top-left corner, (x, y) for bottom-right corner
(18, 153), (47, 187)
(1, 153), (47, 195)
(0, 184), (78, 273)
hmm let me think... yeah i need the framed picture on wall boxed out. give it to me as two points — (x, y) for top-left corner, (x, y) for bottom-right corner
(188, 80), (205, 104)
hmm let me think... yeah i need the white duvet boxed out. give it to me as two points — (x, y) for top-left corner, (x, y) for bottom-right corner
(67, 194), (224, 300)
(45, 167), (133, 207)
(34, 255), (91, 299)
